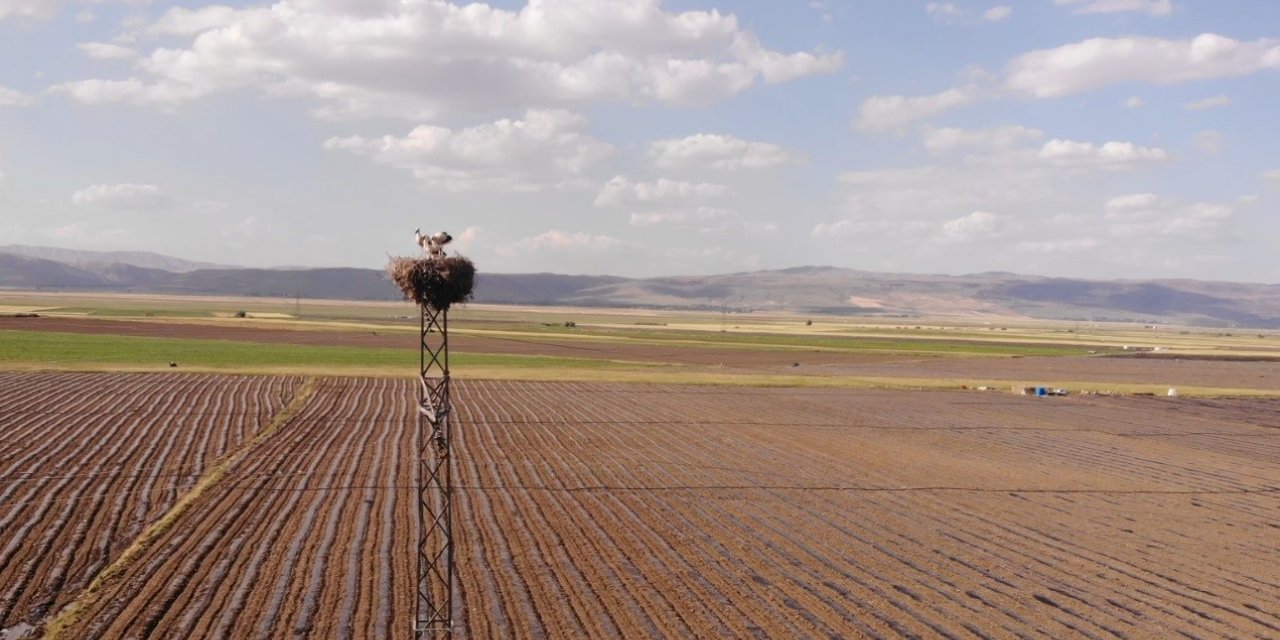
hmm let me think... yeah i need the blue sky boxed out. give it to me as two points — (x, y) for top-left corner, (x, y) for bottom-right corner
(0, 0), (1277, 281)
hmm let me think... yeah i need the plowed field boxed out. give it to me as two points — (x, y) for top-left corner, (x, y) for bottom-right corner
(0, 372), (300, 633)
(5, 373), (1279, 638)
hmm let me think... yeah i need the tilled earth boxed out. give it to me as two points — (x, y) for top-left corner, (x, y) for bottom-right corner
(3, 373), (1278, 638)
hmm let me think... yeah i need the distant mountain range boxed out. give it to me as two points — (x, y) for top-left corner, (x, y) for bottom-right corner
(0, 244), (236, 273)
(2, 245), (1278, 328)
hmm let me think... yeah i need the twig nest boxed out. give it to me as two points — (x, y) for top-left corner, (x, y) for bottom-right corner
(386, 255), (476, 310)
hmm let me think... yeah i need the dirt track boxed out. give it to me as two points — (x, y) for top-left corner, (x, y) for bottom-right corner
(11, 373), (1277, 638)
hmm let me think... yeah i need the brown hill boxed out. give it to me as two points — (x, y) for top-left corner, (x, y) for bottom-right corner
(1, 249), (1277, 328)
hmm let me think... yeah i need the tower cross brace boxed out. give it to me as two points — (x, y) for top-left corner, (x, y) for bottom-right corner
(416, 303), (455, 638)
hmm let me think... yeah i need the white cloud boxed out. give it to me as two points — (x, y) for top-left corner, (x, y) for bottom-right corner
(1103, 192), (1241, 236)
(594, 176), (729, 207)
(983, 6), (1012, 22)
(1261, 169), (1280, 184)
(1193, 130), (1223, 155)
(1104, 192), (1164, 217)
(1038, 139), (1168, 169)
(926, 2), (961, 22)
(648, 133), (804, 170)
(921, 125), (1043, 154)
(324, 109), (614, 192)
(1184, 95), (1231, 110)
(222, 216), (261, 248)
(37, 221), (135, 245)
(808, 0), (833, 24)
(661, 245), (760, 272)
(818, 127), (1179, 251)
(44, 222), (84, 240)
(0, 0), (152, 22)
(55, 78), (202, 110)
(496, 230), (622, 257)
(926, 4), (1011, 26)
(1124, 96), (1145, 108)
(1055, 0), (1173, 15)
(732, 33), (844, 83)
(146, 5), (237, 35)
(941, 210), (1007, 241)
(629, 206), (736, 228)
(1006, 34), (1280, 98)
(855, 85), (982, 133)
(836, 161), (1050, 220)
(452, 226), (483, 253)
(71, 183), (170, 210)
(56, 0), (842, 118)
(0, 86), (33, 107)
(1015, 238), (1099, 253)
(0, 0), (54, 21)
(78, 42), (139, 60)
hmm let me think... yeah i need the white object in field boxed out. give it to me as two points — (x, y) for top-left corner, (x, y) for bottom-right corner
(1167, 388), (1179, 397)
(414, 228), (453, 259)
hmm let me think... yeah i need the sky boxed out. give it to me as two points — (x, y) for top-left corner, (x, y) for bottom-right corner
(0, 0), (1277, 281)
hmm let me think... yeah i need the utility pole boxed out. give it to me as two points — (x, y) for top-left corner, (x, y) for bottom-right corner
(416, 301), (454, 638)
(393, 229), (470, 639)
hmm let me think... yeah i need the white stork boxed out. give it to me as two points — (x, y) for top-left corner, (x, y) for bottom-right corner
(415, 228), (453, 259)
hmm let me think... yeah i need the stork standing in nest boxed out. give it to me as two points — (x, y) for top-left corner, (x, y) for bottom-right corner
(415, 229), (452, 260)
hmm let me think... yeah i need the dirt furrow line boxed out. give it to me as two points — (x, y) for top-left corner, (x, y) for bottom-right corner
(552, 386), (860, 637)
(298, 379), (393, 638)
(498, 383), (687, 636)
(43, 376), (316, 639)
(532, 386), (800, 637)
(29, 378), (203, 624)
(0, 408), (157, 625)
(251, 379), (373, 637)
(455, 386), (541, 638)
(332, 380), (394, 639)
(369, 379), (412, 640)
(196, 384), (362, 639)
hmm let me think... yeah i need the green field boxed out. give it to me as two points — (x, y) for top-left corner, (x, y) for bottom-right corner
(0, 330), (657, 377)
(4, 290), (1280, 393)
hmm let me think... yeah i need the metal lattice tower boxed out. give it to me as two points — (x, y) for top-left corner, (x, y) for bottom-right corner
(416, 303), (455, 638)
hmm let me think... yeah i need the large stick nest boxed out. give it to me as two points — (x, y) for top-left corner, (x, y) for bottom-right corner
(386, 255), (476, 310)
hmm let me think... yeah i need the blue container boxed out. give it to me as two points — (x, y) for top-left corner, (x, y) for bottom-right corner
(1036, 387), (1048, 396)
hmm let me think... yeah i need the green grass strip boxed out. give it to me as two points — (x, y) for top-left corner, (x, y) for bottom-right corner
(0, 330), (653, 372)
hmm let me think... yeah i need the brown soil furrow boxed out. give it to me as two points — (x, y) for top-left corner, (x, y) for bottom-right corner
(454, 405), (541, 637)
(482, 387), (867, 637)
(625, 427), (983, 638)
(552, 391), (860, 637)
(301, 379), (397, 638)
(653, 426), (1008, 637)
(0, 373), (298, 632)
(12, 375), (1279, 638)
(472, 435), (597, 637)
(197, 393), (358, 638)
(370, 391), (409, 640)
(0, 409), (157, 623)
(493, 384), (696, 636)
(333, 381), (394, 639)
(794, 451), (1256, 638)
(458, 384), (554, 634)
(49, 375), (310, 638)
(252, 379), (374, 637)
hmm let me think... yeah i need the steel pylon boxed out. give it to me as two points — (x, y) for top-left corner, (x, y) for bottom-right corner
(416, 304), (454, 638)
